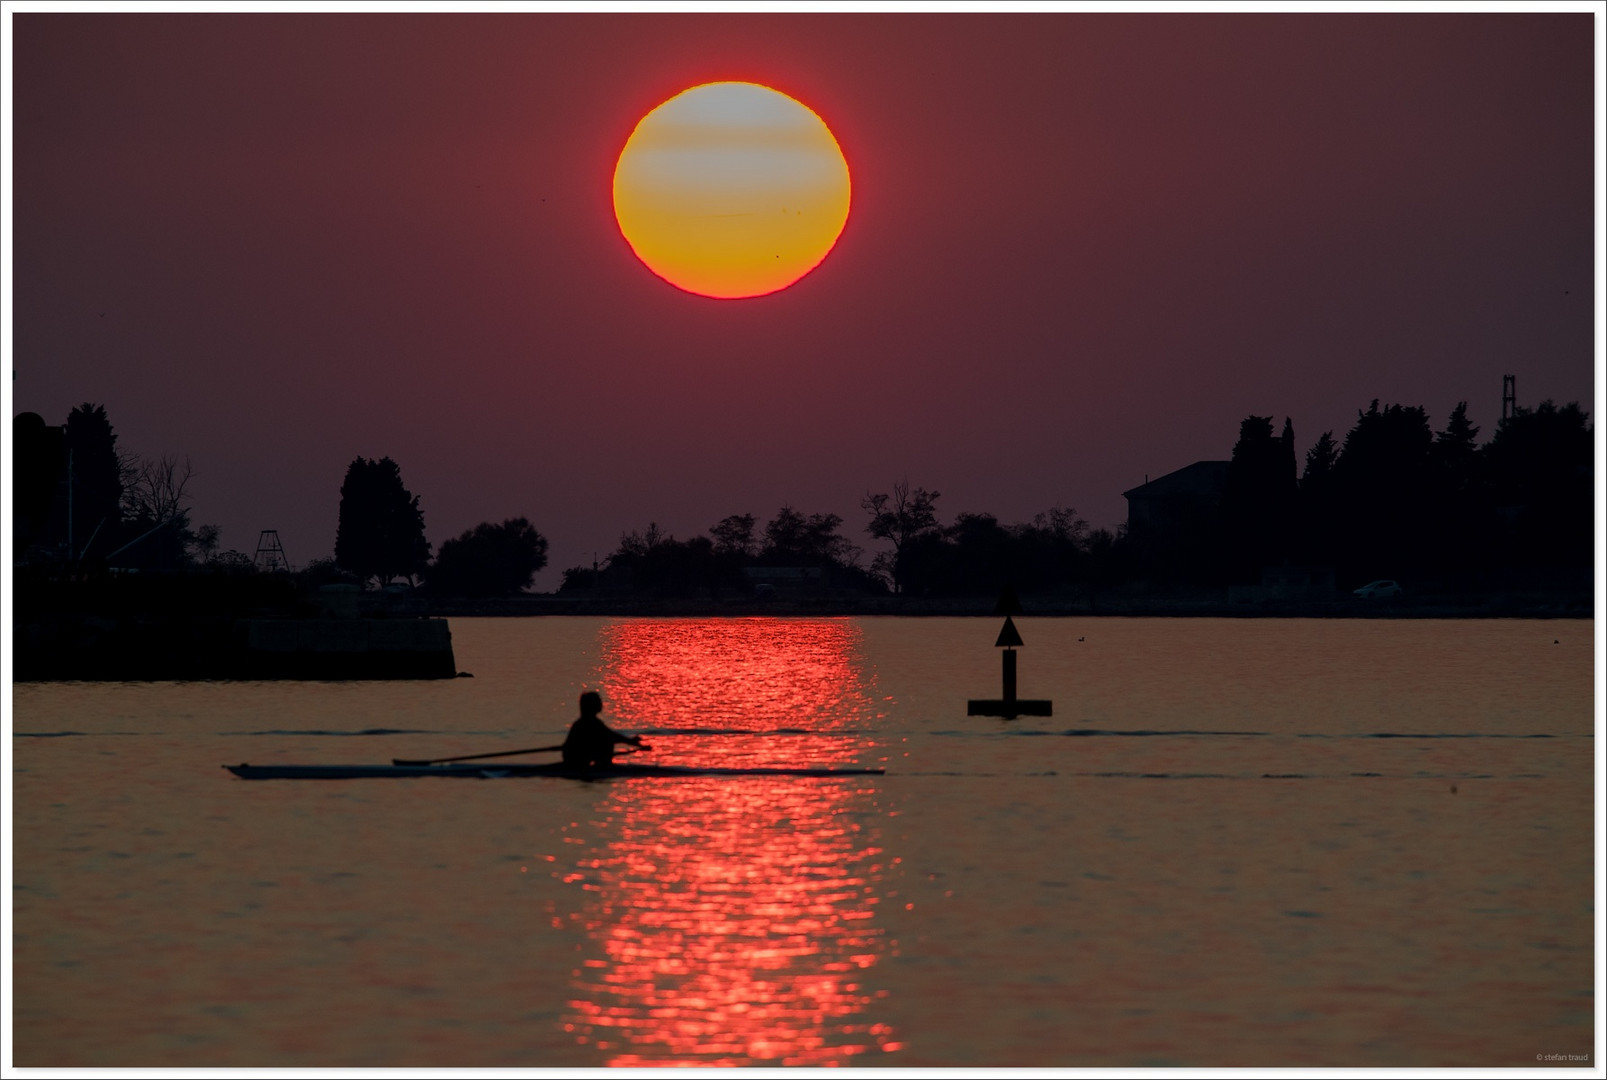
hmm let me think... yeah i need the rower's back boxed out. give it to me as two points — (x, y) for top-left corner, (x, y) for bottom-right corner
(562, 691), (617, 768)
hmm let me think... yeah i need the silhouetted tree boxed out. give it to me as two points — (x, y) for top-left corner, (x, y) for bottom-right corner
(112, 452), (200, 570)
(1280, 418), (1297, 482)
(334, 457), (431, 586)
(1011, 507), (1090, 592)
(940, 512), (1014, 594)
(37, 405), (212, 569)
(587, 523), (740, 597)
(108, 450), (224, 569)
(1329, 400), (1435, 577)
(862, 481), (942, 592)
(58, 403), (125, 558)
(297, 556), (359, 587)
(1030, 506), (1089, 544)
(1082, 526), (1131, 608)
(559, 565), (601, 592)
(618, 522), (670, 559)
(876, 503), (1093, 598)
(760, 506), (856, 566)
(1424, 401), (1486, 574)
(709, 513), (759, 559)
(1432, 402), (1480, 489)
(1297, 430), (1340, 565)
(639, 535), (726, 596)
(211, 550), (256, 572)
(191, 524), (221, 564)
(1334, 401), (1434, 488)
(1224, 415), (1298, 578)
(1301, 431), (1339, 488)
(427, 517), (550, 597)
(1483, 400), (1592, 571)
(122, 452), (194, 525)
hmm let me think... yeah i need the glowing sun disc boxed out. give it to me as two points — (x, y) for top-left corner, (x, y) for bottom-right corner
(613, 82), (851, 299)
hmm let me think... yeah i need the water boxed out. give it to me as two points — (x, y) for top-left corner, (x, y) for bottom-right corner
(10, 617), (1596, 1067)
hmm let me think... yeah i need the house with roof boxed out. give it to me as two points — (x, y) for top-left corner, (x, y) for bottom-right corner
(1121, 461), (1230, 581)
(1123, 462), (1229, 540)
(1124, 459), (1336, 597)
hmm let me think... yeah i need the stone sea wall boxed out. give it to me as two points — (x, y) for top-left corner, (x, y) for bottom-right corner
(14, 615), (458, 681)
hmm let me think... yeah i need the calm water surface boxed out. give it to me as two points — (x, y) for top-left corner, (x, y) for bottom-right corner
(10, 617), (1596, 1067)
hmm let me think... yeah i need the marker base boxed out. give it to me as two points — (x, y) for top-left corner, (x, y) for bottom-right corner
(967, 699), (1053, 718)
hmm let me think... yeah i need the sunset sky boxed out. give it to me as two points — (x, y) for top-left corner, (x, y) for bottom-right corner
(9, 11), (1597, 586)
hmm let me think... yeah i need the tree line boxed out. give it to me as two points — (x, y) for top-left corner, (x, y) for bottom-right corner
(564, 395), (1591, 600)
(15, 404), (215, 571)
(554, 488), (1121, 600)
(1196, 398), (1593, 588)
(330, 456), (549, 597)
(16, 392), (1591, 601)
(13, 406), (550, 598)
(558, 508), (880, 598)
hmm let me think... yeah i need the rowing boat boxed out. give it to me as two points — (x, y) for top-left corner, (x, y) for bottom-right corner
(224, 762), (886, 780)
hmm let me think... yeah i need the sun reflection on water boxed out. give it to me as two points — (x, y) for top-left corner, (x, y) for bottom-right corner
(559, 618), (901, 1066)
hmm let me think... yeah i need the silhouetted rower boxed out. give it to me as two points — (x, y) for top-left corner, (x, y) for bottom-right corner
(562, 691), (643, 768)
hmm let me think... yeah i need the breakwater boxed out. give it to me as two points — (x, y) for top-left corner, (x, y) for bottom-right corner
(14, 614), (458, 681)
(13, 573), (457, 681)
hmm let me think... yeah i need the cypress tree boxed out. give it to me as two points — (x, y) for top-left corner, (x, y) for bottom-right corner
(334, 457), (430, 586)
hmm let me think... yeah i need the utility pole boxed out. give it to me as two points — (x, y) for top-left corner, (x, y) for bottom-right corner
(65, 445), (74, 559)
(1502, 374), (1516, 422)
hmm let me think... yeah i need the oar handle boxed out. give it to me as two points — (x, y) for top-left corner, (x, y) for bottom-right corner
(392, 743), (565, 767)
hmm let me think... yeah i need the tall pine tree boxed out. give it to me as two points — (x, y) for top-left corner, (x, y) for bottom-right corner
(1224, 415), (1298, 578)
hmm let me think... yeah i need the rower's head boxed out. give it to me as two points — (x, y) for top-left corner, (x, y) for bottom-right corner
(579, 691), (603, 717)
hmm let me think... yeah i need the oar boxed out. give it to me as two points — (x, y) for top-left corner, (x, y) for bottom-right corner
(393, 744), (564, 767)
(393, 739), (653, 767)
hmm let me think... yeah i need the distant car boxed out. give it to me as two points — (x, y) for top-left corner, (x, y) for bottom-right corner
(1353, 580), (1403, 599)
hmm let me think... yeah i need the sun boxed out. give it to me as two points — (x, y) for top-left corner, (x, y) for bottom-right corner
(613, 82), (851, 300)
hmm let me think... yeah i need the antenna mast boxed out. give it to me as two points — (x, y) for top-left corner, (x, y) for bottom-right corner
(254, 530), (292, 573)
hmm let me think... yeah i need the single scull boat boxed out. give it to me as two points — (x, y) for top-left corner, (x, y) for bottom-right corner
(225, 762), (886, 780)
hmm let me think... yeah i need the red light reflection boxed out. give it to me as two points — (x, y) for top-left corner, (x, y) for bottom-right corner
(559, 618), (900, 1066)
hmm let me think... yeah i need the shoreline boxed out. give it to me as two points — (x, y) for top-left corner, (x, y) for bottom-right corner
(14, 593), (1588, 681)
(412, 593), (1594, 620)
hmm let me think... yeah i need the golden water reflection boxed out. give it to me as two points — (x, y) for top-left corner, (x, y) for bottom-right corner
(560, 619), (901, 1066)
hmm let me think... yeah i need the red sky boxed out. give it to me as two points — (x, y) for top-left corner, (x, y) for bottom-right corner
(9, 12), (1597, 586)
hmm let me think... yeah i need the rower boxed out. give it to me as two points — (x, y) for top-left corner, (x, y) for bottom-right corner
(562, 691), (644, 769)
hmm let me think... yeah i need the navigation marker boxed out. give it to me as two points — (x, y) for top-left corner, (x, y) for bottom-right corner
(967, 591), (1052, 719)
